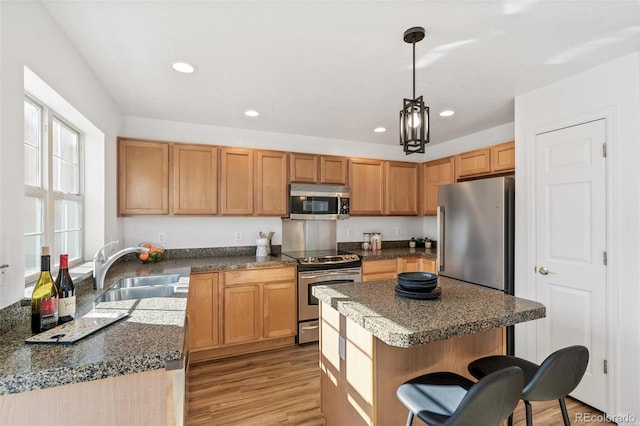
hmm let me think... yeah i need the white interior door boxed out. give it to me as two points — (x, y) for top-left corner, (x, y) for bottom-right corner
(535, 119), (607, 410)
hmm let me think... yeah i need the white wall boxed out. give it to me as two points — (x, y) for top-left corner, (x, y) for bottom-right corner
(0, 2), (123, 308)
(514, 52), (640, 423)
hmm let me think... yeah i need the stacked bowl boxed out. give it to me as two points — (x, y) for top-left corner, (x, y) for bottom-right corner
(395, 272), (441, 299)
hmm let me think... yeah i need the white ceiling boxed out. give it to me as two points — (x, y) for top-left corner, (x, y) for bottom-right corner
(42, 1), (640, 147)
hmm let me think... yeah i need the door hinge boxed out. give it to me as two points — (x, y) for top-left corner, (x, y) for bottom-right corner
(603, 143), (607, 157)
(603, 251), (607, 265)
(604, 359), (608, 374)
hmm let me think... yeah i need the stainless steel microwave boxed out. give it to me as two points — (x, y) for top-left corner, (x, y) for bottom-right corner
(289, 184), (350, 220)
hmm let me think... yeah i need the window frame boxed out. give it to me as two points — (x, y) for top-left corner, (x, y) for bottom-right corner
(24, 94), (85, 284)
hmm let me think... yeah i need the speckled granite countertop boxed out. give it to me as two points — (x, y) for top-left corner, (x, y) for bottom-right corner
(313, 276), (545, 348)
(350, 246), (437, 261)
(0, 253), (296, 395)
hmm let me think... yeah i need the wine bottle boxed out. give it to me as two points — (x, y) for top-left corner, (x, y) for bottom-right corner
(31, 246), (59, 333)
(55, 254), (75, 323)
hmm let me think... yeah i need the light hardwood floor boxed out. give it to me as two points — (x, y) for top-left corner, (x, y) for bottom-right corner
(188, 344), (613, 426)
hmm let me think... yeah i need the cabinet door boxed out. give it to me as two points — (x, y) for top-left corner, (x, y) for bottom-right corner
(422, 259), (437, 274)
(397, 257), (421, 273)
(118, 139), (169, 215)
(223, 284), (262, 345)
(255, 150), (288, 216)
(220, 148), (254, 215)
(491, 141), (515, 173)
(422, 157), (455, 216)
(349, 158), (384, 215)
(320, 155), (349, 185)
(172, 144), (218, 214)
(188, 273), (220, 349)
(362, 259), (397, 281)
(263, 282), (297, 339)
(455, 148), (491, 179)
(289, 153), (318, 183)
(385, 161), (418, 215)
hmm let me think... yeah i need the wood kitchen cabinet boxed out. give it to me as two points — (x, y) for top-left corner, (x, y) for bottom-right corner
(421, 156), (455, 215)
(385, 161), (418, 215)
(362, 259), (397, 281)
(490, 141), (515, 173)
(223, 284), (262, 345)
(118, 138), (169, 215)
(455, 147), (492, 179)
(396, 257), (438, 274)
(255, 150), (288, 216)
(220, 147), (254, 215)
(171, 143), (218, 215)
(263, 281), (297, 338)
(187, 272), (220, 350)
(349, 158), (385, 215)
(290, 152), (349, 185)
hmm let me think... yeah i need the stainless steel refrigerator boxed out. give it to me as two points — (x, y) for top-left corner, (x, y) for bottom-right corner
(437, 176), (515, 353)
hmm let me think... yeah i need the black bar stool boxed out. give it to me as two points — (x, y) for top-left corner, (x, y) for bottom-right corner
(468, 345), (589, 426)
(396, 366), (523, 426)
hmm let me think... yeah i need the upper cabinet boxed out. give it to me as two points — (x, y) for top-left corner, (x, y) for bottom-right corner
(118, 138), (169, 215)
(385, 161), (418, 216)
(349, 158), (385, 215)
(220, 148), (254, 215)
(255, 150), (288, 216)
(290, 153), (348, 185)
(421, 156), (455, 216)
(171, 144), (218, 215)
(455, 141), (515, 180)
(490, 141), (516, 173)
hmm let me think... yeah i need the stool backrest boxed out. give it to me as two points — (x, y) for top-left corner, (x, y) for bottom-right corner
(523, 345), (589, 401)
(446, 366), (524, 426)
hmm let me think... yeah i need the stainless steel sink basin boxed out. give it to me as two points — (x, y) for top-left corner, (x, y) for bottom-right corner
(95, 284), (177, 303)
(111, 273), (180, 289)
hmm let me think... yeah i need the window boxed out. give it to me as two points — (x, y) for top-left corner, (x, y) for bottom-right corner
(24, 95), (84, 282)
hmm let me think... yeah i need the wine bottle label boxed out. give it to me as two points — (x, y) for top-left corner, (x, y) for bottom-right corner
(39, 297), (59, 330)
(59, 295), (76, 317)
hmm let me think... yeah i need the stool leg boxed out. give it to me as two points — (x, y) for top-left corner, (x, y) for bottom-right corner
(507, 413), (514, 426)
(405, 411), (414, 426)
(525, 401), (533, 426)
(559, 398), (570, 425)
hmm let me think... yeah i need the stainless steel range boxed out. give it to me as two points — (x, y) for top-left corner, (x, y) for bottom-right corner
(282, 250), (362, 344)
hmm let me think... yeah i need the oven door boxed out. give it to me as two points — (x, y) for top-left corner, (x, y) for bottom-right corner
(298, 268), (362, 322)
(290, 195), (340, 220)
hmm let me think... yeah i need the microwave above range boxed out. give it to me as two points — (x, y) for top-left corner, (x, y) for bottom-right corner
(289, 183), (350, 220)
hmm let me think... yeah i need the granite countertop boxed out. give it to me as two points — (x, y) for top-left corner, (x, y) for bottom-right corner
(313, 276), (545, 348)
(351, 246), (437, 261)
(0, 253), (296, 396)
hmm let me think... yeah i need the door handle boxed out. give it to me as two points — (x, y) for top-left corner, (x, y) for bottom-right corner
(0, 264), (9, 269)
(538, 266), (549, 275)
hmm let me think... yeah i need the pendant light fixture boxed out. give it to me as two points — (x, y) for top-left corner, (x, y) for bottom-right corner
(399, 26), (429, 155)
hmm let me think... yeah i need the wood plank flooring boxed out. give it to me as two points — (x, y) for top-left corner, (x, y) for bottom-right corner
(188, 343), (612, 426)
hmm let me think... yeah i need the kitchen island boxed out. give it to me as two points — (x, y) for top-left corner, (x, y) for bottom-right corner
(313, 276), (546, 425)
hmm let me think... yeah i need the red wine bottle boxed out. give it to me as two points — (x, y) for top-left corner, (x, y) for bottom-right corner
(31, 247), (59, 333)
(55, 254), (75, 323)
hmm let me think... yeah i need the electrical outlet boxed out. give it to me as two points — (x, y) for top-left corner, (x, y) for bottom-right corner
(347, 229), (353, 238)
(235, 231), (243, 241)
(395, 227), (401, 236)
(157, 232), (166, 243)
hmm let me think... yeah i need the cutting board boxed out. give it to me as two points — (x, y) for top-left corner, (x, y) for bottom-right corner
(26, 311), (129, 345)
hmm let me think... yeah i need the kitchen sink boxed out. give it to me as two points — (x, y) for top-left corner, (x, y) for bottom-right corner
(111, 273), (180, 289)
(95, 283), (177, 303)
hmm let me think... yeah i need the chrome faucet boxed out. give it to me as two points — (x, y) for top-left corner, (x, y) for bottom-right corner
(93, 241), (149, 290)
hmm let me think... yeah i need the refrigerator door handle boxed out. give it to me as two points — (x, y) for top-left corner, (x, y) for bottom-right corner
(437, 205), (444, 271)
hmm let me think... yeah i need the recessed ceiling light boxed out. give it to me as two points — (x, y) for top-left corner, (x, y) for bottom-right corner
(374, 127), (387, 133)
(245, 110), (260, 117)
(439, 110), (455, 117)
(172, 62), (196, 74)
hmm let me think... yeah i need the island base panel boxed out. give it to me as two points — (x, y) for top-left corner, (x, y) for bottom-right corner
(319, 303), (505, 426)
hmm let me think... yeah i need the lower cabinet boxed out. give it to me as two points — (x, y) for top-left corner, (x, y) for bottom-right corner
(364, 256), (438, 281)
(189, 266), (297, 362)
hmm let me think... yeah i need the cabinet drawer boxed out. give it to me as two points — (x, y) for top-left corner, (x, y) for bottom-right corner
(223, 267), (296, 286)
(362, 259), (397, 276)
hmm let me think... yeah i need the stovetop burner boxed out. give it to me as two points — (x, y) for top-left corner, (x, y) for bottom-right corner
(282, 250), (361, 270)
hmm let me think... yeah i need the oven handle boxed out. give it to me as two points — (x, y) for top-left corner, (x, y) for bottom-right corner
(299, 269), (361, 280)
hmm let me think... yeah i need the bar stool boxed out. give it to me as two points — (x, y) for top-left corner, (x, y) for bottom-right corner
(396, 366), (523, 426)
(468, 345), (589, 426)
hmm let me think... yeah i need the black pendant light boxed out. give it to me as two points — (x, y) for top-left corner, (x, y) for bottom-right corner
(399, 27), (429, 155)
